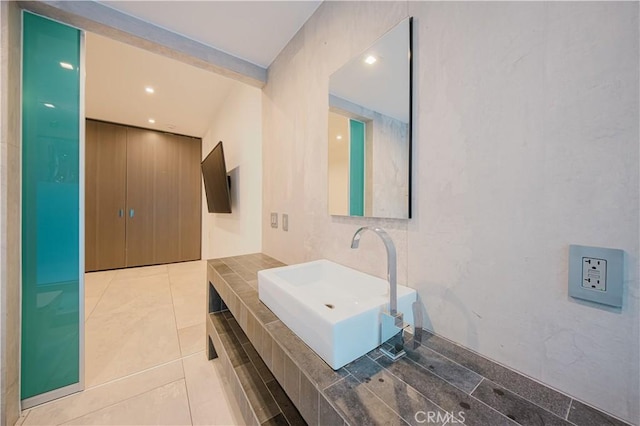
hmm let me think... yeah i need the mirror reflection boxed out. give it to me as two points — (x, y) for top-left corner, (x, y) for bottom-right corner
(328, 17), (412, 219)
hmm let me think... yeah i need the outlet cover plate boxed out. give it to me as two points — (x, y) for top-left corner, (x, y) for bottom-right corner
(270, 213), (278, 229)
(282, 214), (288, 232)
(569, 245), (624, 307)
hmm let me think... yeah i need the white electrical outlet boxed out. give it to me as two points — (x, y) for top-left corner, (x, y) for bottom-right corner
(270, 213), (278, 229)
(582, 257), (606, 291)
(569, 245), (623, 308)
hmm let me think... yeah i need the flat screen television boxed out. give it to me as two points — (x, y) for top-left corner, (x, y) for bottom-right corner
(201, 141), (232, 213)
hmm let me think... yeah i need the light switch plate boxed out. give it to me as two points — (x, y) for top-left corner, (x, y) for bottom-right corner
(569, 245), (624, 307)
(282, 214), (288, 232)
(270, 213), (278, 229)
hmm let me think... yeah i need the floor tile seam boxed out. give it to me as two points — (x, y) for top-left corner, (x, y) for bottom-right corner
(404, 355), (482, 396)
(166, 272), (186, 357)
(469, 377), (484, 395)
(367, 352), (383, 361)
(179, 358), (195, 426)
(55, 378), (188, 426)
(29, 361), (182, 422)
(564, 398), (580, 426)
(111, 270), (169, 282)
(460, 390), (522, 425)
(23, 358), (183, 419)
(412, 340), (486, 388)
(343, 363), (460, 424)
(85, 357), (185, 392)
(436, 330), (573, 388)
(565, 399), (573, 420)
(181, 349), (206, 362)
(84, 271), (117, 321)
(421, 333), (572, 408)
(563, 400), (634, 426)
(321, 374), (349, 393)
(336, 373), (412, 426)
(176, 319), (206, 332)
(372, 358), (518, 425)
(18, 410), (31, 426)
(471, 376), (578, 423)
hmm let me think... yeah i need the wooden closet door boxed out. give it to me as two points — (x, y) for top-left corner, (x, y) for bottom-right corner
(151, 133), (180, 264)
(125, 128), (180, 267)
(125, 128), (156, 267)
(85, 120), (127, 271)
(176, 135), (202, 261)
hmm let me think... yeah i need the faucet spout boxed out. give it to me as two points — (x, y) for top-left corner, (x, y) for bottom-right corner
(351, 226), (406, 360)
(350, 227), (398, 315)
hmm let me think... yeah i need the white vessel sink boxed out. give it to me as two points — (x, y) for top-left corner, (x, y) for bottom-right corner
(258, 259), (416, 370)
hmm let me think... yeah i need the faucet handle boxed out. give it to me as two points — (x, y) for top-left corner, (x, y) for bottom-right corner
(393, 311), (405, 328)
(380, 311), (407, 361)
(380, 311), (405, 342)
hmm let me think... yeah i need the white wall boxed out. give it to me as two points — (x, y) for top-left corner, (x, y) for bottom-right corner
(263, 1), (410, 287)
(262, 1), (639, 423)
(202, 83), (262, 259)
(410, 3), (638, 422)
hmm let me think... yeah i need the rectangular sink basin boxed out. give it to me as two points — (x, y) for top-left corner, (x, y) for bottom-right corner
(258, 259), (416, 370)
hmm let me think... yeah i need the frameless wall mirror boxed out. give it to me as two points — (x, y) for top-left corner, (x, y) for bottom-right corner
(328, 17), (412, 219)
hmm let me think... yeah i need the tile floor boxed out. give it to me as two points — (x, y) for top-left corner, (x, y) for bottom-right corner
(16, 261), (244, 426)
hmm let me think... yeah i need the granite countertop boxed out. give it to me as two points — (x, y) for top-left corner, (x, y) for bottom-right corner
(208, 254), (630, 426)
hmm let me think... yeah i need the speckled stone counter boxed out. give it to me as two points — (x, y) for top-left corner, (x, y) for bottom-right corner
(207, 254), (631, 426)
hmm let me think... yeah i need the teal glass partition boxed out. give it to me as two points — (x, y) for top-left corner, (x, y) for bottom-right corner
(349, 119), (365, 216)
(21, 12), (82, 400)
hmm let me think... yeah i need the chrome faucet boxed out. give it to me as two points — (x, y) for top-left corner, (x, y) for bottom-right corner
(351, 226), (406, 360)
(351, 227), (398, 316)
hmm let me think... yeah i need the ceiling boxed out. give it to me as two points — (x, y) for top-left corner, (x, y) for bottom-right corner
(99, 1), (322, 68)
(86, 31), (246, 137)
(329, 19), (410, 123)
(86, 1), (322, 137)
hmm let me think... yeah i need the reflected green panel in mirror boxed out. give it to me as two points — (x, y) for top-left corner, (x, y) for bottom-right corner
(349, 120), (365, 216)
(328, 17), (412, 219)
(21, 12), (81, 400)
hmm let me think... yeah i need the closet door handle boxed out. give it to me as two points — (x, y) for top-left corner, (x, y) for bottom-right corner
(129, 209), (135, 218)
(118, 209), (124, 218)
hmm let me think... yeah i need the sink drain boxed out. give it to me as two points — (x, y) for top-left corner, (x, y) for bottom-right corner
(324, 303), (335, 309)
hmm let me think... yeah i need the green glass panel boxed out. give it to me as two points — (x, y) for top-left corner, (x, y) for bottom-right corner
(349, 119), (365, 216)
(21, 12), (81, 400)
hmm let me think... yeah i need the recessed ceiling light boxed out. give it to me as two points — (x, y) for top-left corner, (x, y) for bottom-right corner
(43, 103), (55, 108)
(336, 135), (343, 140)
(59, 62), (74, 70)
(364, 55), (377, 65)
(145, 87), (155, 94)
(148, 118), (155, 124)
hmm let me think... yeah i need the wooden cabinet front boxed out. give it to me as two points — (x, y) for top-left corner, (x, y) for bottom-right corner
(85, 120), (127, 271)
(85, 120), (202, 271)
(176, 134), (202, 262)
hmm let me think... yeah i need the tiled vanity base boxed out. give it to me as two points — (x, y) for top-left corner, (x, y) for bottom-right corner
(207, 310), (305, 425)
(207, 254), (632, 426)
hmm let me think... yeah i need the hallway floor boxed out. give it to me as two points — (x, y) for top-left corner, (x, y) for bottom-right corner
(16, 261), (243, 425)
